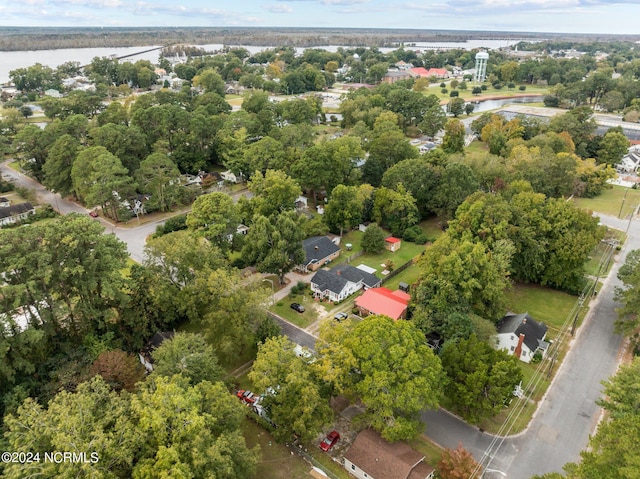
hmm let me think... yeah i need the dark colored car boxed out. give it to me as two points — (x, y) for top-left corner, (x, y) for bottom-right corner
(236, 390), (258, 405)
(290, 302), (305, 313)
(334, 312), (348, 321)
(319, 430), (340, 451)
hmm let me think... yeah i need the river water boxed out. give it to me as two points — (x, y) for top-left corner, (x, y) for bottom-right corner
(0, 39), (522, 84)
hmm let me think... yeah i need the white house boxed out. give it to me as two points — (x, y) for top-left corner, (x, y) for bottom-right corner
(310, 264), (380, 302)
(221, 170), (240, 183)
(0, 202), (35, 226)
(495, 312), (550, 363)
(618, 145), (640, 173)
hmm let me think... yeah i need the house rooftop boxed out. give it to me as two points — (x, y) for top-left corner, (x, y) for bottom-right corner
(498, 312), (548, 353)
(303, 236), (340, 266)
(344, 429), (433, 479)
(311, 264), (381, 295)
(355, 287), (410, 320)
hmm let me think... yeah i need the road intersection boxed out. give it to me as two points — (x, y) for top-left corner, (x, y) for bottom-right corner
(2, 159), (633, 478)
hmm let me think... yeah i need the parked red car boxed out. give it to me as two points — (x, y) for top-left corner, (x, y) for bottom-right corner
(236, 390), (258, 405)
(89, 210), (98, 218)
(319, 430), (340, 451)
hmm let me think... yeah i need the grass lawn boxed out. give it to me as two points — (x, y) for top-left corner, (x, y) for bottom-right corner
(407, 436), (443, 466)
(243, 420), (313, 479)
(466, 140), (489, 153)
(584, 239), (618, 277)
(270, 297), (317, 328)
(337, 229), (426, 279)
(8, 161), (22, 173)
(504, 283), (579, 333)
(573, 184), (640, 218)
(383, 263), (422, 290)
(419, 217), (446, 241)
(428, 84), (548, 102)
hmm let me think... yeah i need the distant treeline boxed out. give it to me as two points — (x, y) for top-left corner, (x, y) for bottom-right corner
(1, 26), (639, 52)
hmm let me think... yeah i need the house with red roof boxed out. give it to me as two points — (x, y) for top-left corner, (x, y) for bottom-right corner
(425, 67), (449, 78)
(355, 287), (411, 320)
(385, 236), (401, 252)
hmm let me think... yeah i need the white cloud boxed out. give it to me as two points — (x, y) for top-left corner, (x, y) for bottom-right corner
(263, 3), (294, 12)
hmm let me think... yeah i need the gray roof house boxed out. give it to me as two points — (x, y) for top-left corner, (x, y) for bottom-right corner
(0, 202), (35, 227)
(300, 236), (341, 272)
(311, 264), (381, 302)
(495, 312), (550, 363)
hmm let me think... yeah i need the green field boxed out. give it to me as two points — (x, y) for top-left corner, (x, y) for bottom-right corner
(430, 84), (548, 103)
(243, 420), (313, 479)
(504, 283), (580, 334)
(573, 184), (640, 218)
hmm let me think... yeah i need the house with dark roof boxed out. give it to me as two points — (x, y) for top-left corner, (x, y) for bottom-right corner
(344, 429), (435, 479)
(0, 202), (35, 227)
(300, 236), (341, 273)
(310, 264), (381, 302)
(495, 312), (550, 363)
(138, 331), (175, 372)
(355, 287), (411, 320)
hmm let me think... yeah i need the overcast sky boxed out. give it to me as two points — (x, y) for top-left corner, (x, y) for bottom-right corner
(1, 0), (639, 35)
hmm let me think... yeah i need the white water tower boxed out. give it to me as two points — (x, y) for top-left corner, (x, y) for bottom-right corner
(474, 51), (489, 83)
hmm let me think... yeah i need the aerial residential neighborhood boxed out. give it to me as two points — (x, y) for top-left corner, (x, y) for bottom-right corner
(2, 17), (640, 479)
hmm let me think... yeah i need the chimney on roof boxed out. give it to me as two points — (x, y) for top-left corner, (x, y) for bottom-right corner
(514, 333), (525, 359)
(336, 270), (341, 275)
(314, 245), (319, 250)
(523, 317), (527, 324)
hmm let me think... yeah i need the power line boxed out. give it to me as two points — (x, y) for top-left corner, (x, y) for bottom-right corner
(471, 236), (617, 478)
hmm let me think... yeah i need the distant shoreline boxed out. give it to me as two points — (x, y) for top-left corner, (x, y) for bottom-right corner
(1, 26), (638, 52)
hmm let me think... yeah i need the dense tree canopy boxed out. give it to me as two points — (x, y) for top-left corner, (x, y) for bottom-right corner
(318, 315), (443, 441)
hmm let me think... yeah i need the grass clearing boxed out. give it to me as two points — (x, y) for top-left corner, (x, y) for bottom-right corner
(383, 263), (422, 290)
(419, 217), (446, 241)
(428, 84), (548, 102)
(270, 298), (317, 328)
(573, 184), (640, 218)
(504, 283), (579, 331)
(407, 436), (443, 466)
(243, 420), (313, 479)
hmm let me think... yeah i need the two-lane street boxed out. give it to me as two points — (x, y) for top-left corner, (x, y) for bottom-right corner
(420, 211), (634, 478)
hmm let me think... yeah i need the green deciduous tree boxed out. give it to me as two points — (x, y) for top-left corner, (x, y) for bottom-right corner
(361, 222), (386, 254)
(318, 315), (443, 441)
(43, 133), (80, 197)
(597, 130), (630, 166)
(414, 235), (512, 321)
(131, 374), (258, 479)
(136, 152), (182, 212)
(151, 332), (223, 385)
(186, 192), (240, 250)
(249, 336), (333, 442)
(246, 169), (301, 218)
(372, 185), (419, 237)
(323, 184), (363, 236)
(0, 214), (128, 341)
(442, 119), (466, 154)
(3, 376), (141, 479)
(440, 334), (522, 423)
(242, 211), (305, 284)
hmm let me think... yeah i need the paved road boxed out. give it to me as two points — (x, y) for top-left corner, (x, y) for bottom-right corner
(421, 211), (634, 478)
